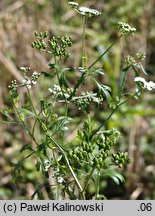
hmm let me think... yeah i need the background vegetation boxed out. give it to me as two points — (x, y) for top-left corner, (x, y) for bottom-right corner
(0, 0), (155, 199)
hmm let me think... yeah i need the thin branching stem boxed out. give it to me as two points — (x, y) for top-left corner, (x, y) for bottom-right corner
(82, 16), (87, 68)
(91, 89), (142, 138)
(47, 135), (85, 199)
(88, 35), (123, 70)
(13, 100), (38, 145)
(69, 35), (123, 100)
(82, 166), (95, 194)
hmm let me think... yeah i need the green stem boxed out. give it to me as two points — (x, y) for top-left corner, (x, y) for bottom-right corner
(82, 16), (87, 68)
(68, 70), (87, 100)
(95, 170), (100, 199)
(91, 89), (142, 138)
(88, 35), (123, 70)
(82, 166), (95, 194)
(13, 101), (38, 145)
(45, 130), (84, 199)
(54, 57), (68, 116)
(27, 88), (37, 116)
(68, 35), (122, 101)
(32, 109), (42, 138)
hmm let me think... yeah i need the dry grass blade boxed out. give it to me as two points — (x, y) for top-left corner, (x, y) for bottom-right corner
(0, 51), (23, 82)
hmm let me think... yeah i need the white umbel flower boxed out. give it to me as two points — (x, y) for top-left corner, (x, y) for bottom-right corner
(134, 77), (155, 91)
(78, 6), (101, 16)
(21, 78), (31, 89)
(117, 22), (136, 35)
(68, 1), (78, 8)
(32, 71), (38, 76)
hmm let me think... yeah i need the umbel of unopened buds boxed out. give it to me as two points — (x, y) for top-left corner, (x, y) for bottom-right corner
(67, 116), (128, 170)
(48, 35), (72, 58)
(72, 91), (103, 110)
(68, 1), (101, 17)
(112, 152), (130, 168)
(8, 71), (40, 90)
(117, 22), (136, 35)
(32, 32), (72, 58)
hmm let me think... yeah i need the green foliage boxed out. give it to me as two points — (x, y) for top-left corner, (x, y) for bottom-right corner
(0, 1), (154, 200)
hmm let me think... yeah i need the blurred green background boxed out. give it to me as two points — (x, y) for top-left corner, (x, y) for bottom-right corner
(0, 0), (155, 199)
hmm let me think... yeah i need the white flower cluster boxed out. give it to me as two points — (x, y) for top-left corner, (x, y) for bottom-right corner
(134, 77), (155, 91)
(8, 71), (40, 90)
(117, 22), (136, 35)
(8, 80), (18, 89)
(19, 66), (31, 73)
(68, 1), (101, 17)
(43, 159), (51, 172)
(68, 1), (78, 8)
(31, 71), (41, 85)
(78, 6), (101, 16)
(21, 77), (32, 89)
(21, 71), (40, 89)
(49, 85), (73, 99)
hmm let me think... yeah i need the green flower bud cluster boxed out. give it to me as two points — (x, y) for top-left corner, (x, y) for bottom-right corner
(31, 31), (72, 59)
(51, 113), (58, 121)
(125, 52), (146, 67)
(125, 55), (136, 66)
(72, 92), (103, 110)
(31, 39), (47, 51)
(97, 138), (112, 151)
(97, 129), (121, 150)
(117, 22), (136, 35)
(68, 118), (96, 167)
(81, 141), (95, 153)
(136, 52), (146, 61)
(93, 129), (120, 169)
(68, 118), (129, 172)
(112, 152), (131, 168)
(31, 31), (48, 51)
(68, 148), (88, 164)
(34, 31), (48, 39)
(48, 35), (72, 58)
(105, 128), (121, 141)
(93, 155), (108, 169)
